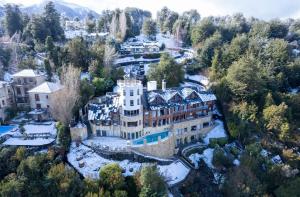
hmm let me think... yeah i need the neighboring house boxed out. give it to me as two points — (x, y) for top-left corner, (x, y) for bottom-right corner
(28, 82), (63, 121)
(120, 41), (160, 55)
(0, 81), (13, 122)
(12, 69), (45, 108)
(87, 78), (217, 157)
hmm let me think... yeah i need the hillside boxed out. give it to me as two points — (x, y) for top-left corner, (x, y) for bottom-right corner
(22, 0), (99, 19)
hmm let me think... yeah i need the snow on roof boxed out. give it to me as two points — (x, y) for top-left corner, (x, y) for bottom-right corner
(28, 82), (63, 94)
(24, 122), (57, 135)
(147, 86), (216, 105)
(3, 137), (55, 146)
(158, 160), (190, 185)
(12, 69), (42, 77)
(198, 92), (217, 102)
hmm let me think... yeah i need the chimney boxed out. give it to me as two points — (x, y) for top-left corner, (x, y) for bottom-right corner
(162, 80), (166, 91)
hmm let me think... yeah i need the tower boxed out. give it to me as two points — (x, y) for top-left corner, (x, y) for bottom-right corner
(117, 78), (144, 140)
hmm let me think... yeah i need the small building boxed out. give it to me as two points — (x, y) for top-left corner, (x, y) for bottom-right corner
(0, 81), (13, 122)
(28, 82), (63, 121)
(120, 41), (160, 55)
(12, 69), (45, 108)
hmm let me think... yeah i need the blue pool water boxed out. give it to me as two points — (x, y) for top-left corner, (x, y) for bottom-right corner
(133, 131), (169, 145)
(0, 126), (16, 135)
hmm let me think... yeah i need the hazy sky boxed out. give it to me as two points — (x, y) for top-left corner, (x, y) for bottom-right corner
(2, 0), (300, 20)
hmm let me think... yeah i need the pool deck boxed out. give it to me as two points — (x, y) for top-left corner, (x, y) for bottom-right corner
(0, 126), (17, 137)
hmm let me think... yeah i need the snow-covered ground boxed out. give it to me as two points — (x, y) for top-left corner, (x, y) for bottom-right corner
(3, 137), (55, 146)
(23, 122), (57, 136)
(289, 87), (299, 95)
(180, 81), (206, 91)
(158, 160), (190, 186)
(203, 120), (227, 145)
(83, 137), (130, 151)
(185, 74), (209, 87)
(67, 143), (142, 179)
(189, 148), (214, 169)
(68, 143), (190, 185)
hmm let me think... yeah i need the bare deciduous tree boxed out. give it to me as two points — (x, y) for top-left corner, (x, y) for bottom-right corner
(104, 45), (118, 67)
(50, 65), (81, 125)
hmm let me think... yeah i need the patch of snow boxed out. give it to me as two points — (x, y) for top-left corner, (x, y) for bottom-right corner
(271, 155), (283, 164)
(180, 81), (206, 91)
(289, 87), (299, 95)
(4, 72), (13, 82)
(203, 120), (227, 145)
(158, 160), (190, 185)
(3, 137), (55, 146)
(233, 159), (240, 166)
(185, 74), (209, 86)
(23, 122), (57, 136)
(189, 148), (214, 168)
(80, 72), (91, 81)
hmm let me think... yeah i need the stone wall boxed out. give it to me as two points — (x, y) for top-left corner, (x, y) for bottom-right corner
(131, 133), (176, 158)
(70, 126), (88, 141)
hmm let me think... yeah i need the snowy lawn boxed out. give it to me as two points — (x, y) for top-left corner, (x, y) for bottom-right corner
(24, 122), (57, 136)
(203, 120), (227, 145)
(3, 137), (55, 146)
(185, 74), (209, 86)
(83, 137), (130, 150)
(158, 160), (190, 186)
(67, 143), (142, 179)
(68, 143), (190, 184)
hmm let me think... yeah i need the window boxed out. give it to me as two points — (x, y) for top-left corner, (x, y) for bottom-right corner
(191, 125), (197, 131)
(123, 99), (126, 106)
(46, 95), (49, 99)
(130, 100), (134, 106)
(128, 121), (138, 127)
(137, 98), (140, 105)
(137, 89), (140, 95)
(35, 94), (40, 101)
(203, 122), (210, 128)
(130, 90), (134, 96)
(2, 100), (5, 106)
(123, 90), (126, 96)
(16, 88), (21, 95)
(96, 130), (101, 136)
(36, 104), (41, 109)
(184, 128), (188, 132)
(124, 110), (139, 116)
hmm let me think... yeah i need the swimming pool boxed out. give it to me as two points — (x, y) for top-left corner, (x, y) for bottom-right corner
(133, 131), (169, 145)
(0, 126), (16, 135)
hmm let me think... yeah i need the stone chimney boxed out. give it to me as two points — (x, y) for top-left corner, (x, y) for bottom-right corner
(162, 79), (166, 91)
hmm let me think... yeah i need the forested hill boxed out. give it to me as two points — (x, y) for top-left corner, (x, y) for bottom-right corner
(22, 0), (99, 19)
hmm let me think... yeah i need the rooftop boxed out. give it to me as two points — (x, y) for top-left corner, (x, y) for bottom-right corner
(28, 82), (63, 94)
(12, 69), (43, 78)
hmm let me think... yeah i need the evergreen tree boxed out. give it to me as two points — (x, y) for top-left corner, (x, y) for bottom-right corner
(147, 53), (184, 88)
(142, 19), (157, 39)
(43, 1), (64, 41)
(4, 4), (23, 37)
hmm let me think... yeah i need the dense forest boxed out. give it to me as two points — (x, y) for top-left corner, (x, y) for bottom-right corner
(0, 2), (300, 197)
